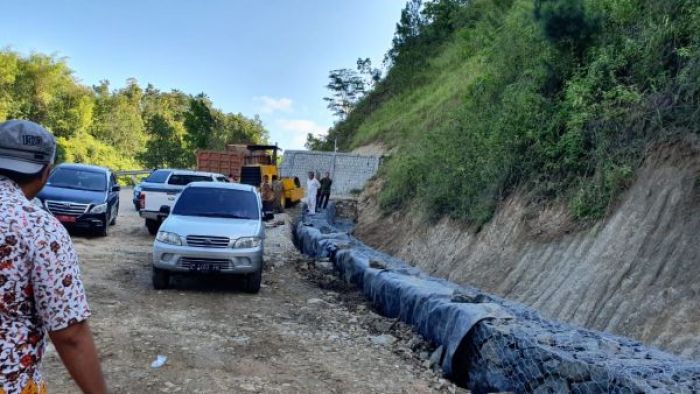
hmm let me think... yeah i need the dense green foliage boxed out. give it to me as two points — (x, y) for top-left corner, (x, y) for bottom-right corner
(313, 0), (700, 225)
(0, 50), (267, 175)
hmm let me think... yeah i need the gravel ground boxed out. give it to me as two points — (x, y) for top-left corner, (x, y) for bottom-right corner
(42, 189), (467, 394)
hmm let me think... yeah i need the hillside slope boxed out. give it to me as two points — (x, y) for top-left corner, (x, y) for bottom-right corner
(319, 0), (700, 227)
(315, 0), (700, 358)
(355, 137), (699, 358)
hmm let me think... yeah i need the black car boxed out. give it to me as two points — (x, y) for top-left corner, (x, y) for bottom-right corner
(37, 163), (120, 236)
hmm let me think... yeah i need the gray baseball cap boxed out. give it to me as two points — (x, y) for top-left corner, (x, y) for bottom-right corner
(0, 120), (56, 174)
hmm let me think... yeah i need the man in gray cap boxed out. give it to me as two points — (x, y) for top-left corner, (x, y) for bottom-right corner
(0, 120), (107, 393)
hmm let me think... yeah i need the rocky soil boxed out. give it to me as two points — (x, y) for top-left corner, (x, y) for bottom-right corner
(42, 189), (467, 394)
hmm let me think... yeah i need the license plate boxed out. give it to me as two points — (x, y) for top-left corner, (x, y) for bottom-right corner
(56, 215), (76, 223)
(190, 264), (220, 273)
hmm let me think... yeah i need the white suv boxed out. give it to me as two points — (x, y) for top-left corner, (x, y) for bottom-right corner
(151, 182), (265, 293)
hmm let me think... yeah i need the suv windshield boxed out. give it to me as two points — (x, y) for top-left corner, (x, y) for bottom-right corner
(48, 168), (107, 192)
(172, 188), (259, 220)
(167, 174), (212, 185)
(144, 170), (171, 183)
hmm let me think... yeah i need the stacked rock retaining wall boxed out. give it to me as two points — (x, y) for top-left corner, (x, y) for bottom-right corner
(279, 150), (381, 195)
(293, 205), (700, 393)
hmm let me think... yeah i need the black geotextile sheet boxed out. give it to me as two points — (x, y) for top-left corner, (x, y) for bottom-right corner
(293, 204), (700, 393)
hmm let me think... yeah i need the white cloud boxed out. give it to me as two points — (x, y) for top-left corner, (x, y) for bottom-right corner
(274, 118), (328, 149)
(253, 96), (294, 114)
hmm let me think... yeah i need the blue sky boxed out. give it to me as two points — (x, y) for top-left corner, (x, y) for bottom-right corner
(0, 0), (404, 149)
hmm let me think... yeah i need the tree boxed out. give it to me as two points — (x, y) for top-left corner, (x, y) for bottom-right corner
(211, 112), (268, 148)
(305, 133), (330, 151)
(140, 86), (192, 167)
(0, 49), (266, 171)
(0, 51), (20, 121)
(422, 0), (469, 41)
(385, 0), (425, 65)
(357, 58), (382, 90)
(323, 69), (367, 119)
(46, 86), (95, 139)
(183, 94), (216, 153)
(534, 0), (600, 54)
(139, 114), (189, 168)
(90, 79), (147, 156)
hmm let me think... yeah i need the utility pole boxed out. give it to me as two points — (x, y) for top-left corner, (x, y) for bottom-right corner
(331, 138), (338, 180)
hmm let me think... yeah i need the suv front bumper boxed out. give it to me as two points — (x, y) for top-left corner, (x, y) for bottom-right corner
(56, 213), (108, 230)
(152, 241), (263, 274)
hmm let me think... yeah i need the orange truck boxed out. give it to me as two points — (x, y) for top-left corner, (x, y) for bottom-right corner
(196, 144), (303, 207)
(195, 145), (247, 179)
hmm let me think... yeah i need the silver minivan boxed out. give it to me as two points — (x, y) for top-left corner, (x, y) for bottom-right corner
(151, 182), (265, 292)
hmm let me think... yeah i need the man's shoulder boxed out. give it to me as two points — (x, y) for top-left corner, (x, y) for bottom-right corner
(1, 197), (63, 243)
(17, 201), (66, 237)
(20, 200), (49, 217)
(1, 194), (40, 219)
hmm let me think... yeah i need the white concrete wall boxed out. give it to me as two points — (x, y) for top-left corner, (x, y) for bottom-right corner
(279, 150), (381, 195)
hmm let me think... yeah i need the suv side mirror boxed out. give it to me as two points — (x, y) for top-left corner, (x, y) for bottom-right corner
(112, 184), (121, 192)
(159, 205), (171, 215)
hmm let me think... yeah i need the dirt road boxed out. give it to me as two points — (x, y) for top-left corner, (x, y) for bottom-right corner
(42, 190), (464, 394)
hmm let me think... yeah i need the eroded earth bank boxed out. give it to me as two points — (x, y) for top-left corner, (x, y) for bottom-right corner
(355, 139), (700, 359)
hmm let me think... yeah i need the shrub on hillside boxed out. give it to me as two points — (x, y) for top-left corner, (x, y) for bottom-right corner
(534, 0), (600, 52)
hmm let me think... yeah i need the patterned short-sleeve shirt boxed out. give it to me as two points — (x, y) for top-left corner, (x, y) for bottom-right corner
(0, 176), (91, 393)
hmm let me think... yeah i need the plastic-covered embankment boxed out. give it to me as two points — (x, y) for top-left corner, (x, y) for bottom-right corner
(292, 204), (700, 393)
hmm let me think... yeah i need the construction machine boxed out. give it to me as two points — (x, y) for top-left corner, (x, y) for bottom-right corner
(197, 144), (303, 207)
(238, 145), (304, 208)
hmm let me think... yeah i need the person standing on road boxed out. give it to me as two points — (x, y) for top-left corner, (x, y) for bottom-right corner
(271, 175), (284, 213)
(306, 171), (321, 215)
(317, 172), (333, 211)
(0, 120), (107, 394)
(260, 175), (275, 215)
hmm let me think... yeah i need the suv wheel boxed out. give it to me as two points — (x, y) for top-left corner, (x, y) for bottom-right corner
(97, 218), (108, 237)
(109, 205), (118, 225)
(243, 267), (262, 294)
(152, 267), (170, 289)
(146, 219), (160, 235)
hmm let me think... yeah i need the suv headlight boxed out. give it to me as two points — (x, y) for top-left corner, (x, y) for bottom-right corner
(233, 237), (261, 249)
(156, 231), (182, 246)
(90, 203), (108, 214)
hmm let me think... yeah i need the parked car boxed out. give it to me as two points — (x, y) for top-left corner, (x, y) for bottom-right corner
(139, 169), (229, 235)
(133, 169), (173, 210)
(152, 182), (266, 292)
(36, 163), (120, 236)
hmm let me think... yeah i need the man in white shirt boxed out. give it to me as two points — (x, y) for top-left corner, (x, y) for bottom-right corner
(306, 171), (321, 215)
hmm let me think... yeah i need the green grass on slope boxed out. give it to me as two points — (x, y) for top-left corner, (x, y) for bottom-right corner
(351, 47), (486, 147)
(343, 0), (700, 227)
(376, 0), (554, 225)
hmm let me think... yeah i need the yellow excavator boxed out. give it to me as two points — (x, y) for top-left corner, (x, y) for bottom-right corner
(239, 145), (303, 208)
